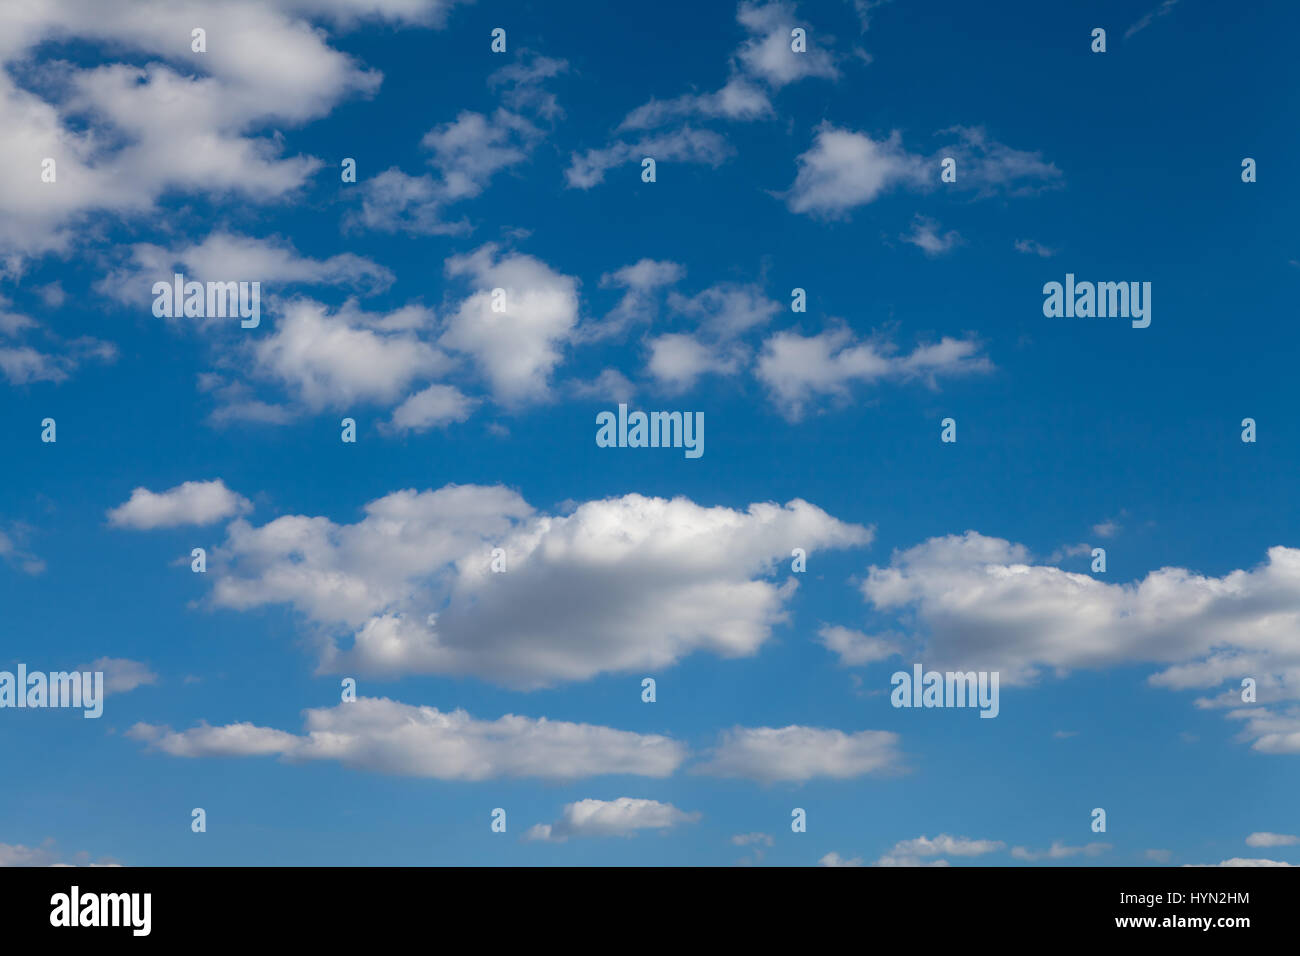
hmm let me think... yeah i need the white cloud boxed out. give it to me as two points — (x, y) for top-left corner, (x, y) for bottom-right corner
(1187, 857), (1294, 868)
(1010, 841), (1111, 861)
(525, 798), (700, 842)
(1126, 0), (1180, 39)
(440, 244), (580, 405)
(1014, 238), (1056, 258)
(901, 216), (963, 257)
(875, 834), (1004, 867)
(129, 696), (687, 780)
(107, 479), (251, 529)
(0, 0), (470, 260)
(816, 626), (897, 666)
(352, 52), (565, 233)
(86, 658), (159, 694)
(0, 838), (119, 867)
(732, 832), (774, 847)
(566, 127), (732, 189)
(784, 123), (1059, 218)
(735, 0), (839, 88)
(818, 851), (863, 867)
(693, 725), (900, 782)
(250, 298), (449, 411)
(755, 327), (990, 420)
(1246, 832), (1299, 848)
(0, 297), (116, 386)
(387, 384), (477, 432)
(206, 485), (871, 686)
(783, 126), (925, 217)
(645, 333), (741, 393)
(852, 532), (1300, 750)
(98, 234), (393, 306)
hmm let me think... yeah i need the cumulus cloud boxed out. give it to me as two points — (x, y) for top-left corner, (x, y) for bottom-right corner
(387, 384), (477, 432)
(847, 531), (1300, 749)
(875, 834), (1005, 867)
(818, 851), (864, 867)
(1245, 832), (1299, 848)
(203, 485), (871, 686)
(439, 244), (579, 405)
(755, 327), (991, 420)
(1010, 841), (1111, 861)
(525, 797), (700, 842)
(693, 725), (901, 782)
(783, 123), (1059, 218)
(107, 479), (251, 529)
(0, 838), (120, 867)
(0, 0), (471, 261)
(1186, 857), (1294, 868)
(128, 696), (687, 780)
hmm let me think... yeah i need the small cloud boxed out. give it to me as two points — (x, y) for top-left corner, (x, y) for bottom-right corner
(1246, 832), (1299, 848)
(1014, 238), (1055, 258)
(819, 851), (864, 867)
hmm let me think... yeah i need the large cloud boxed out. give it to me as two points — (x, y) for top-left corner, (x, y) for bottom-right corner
(128, 696), (687, 780)
(201, 485), (871, 686)
(693, 725), (901, 782)
(842, 531), (1300, 751)
(0, 0), (468, 260)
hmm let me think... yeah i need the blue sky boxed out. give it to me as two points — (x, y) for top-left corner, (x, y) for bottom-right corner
(2, 0), (1299, 867)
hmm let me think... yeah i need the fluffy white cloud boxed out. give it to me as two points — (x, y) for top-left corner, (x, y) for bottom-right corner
(783, 126), (925, 217)
(851, 532), (1300, 750)
(693, 725), (901, 782)
(1246, 831), (1299, 848)
(818, 851), (864, 867)
(734, 0), (839, 88)
(387, 384), (477, 432)
(784, 123), (1059, 218)
(645, 333), (741, 393)
(875, 834), (1004, 867)
(129, 696), (687, 780)
(439, 245), (579, 405)
(1187, 857), (1294, 868)
(205, 485), (871, 686)
(0, 0), (474, 260)
(755, 327), (990, 420)
(1010, 841), (1111, 861)
(248, 299), (450, 411)
(525, 798), (700, 842)
(816, 626), (898, 666)
(107, 479), (251, 529)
